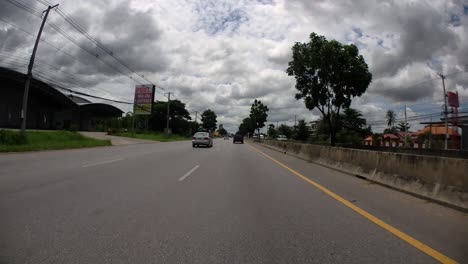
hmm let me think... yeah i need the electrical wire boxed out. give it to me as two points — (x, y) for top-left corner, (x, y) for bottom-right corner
(3, 0), (43, 17)
(51, 6), (156, 85)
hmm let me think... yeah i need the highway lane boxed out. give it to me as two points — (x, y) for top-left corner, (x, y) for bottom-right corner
(0, 139), (466, 263)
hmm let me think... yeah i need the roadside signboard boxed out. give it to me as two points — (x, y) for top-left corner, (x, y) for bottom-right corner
(448, 92), (459, 108)
(133, 84), (155, 115)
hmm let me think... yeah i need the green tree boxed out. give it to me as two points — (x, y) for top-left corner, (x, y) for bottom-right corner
(286, 32), (372, 146)
(278, 124), (292, 139)
(218, 128), (228, 136)
(267, 124), (277, 138)
(149, 100), (191, 134)
(340, 108), (366, 132)
(238, 117), (255, 136)
(383, 127), (397, 135)
(201, 109), (217, 132)
(371, 133), (383, 146)
(294, 120), (309, 141)
(386, 110), (396, 129)
(397, 121), (410, 132)
(314, 108), (370, 144)
(191, 121), (200, 135)
(249, 99), (269, 134)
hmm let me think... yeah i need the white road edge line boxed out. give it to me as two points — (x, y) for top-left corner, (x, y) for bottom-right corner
(82, 158), (124, 168)
(179, 165), (200, 181)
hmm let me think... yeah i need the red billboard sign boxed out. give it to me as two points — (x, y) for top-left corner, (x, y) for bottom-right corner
(447, 92), (459, 108)
(133, 84), (155, 115)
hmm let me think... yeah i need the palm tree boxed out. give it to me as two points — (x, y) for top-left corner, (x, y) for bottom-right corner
(341, 108), (366, 131)
(386, 110), (396, 128)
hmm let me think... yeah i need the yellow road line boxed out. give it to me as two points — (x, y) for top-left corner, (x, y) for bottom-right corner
(248, 144), (458, 264)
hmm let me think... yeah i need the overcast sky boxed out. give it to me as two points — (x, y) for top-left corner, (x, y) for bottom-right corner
(1, 0), (468, 132)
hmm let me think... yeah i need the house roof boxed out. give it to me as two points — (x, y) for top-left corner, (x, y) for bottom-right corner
(416, 124), (460, 136)
(383, 133), (399, 139)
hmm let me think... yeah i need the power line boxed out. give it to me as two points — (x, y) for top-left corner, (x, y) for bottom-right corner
(35, 0), (52, 6)
(46, 21), (142, 83)
(51, 6), (156, 85)
(33, 70), (132, 102)
(3, 0), (43, 17)
(0, 50), (117, 96)
(33, 71), (133, 104)
(0, 20), (131, 97)
(0, 5), (145, 86)
(0, 18), (84, 64)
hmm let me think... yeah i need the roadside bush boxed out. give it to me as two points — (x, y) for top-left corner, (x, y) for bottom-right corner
(0, 129), (27, 145)
(68, 124), (79, 132)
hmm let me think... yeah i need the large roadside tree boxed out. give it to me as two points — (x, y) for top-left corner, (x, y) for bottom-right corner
(267, 124), (277, 138)
(218, 128), (228, 136)
(340, 108), (367, 133)
(238, 117), (255, 136)
(278, 124), (292, 139)
(294, 119), (310, 141)
(315, 108), (371, 145)
(337, 108), (372, 145)
(201, 109), (217, 132)
(249, 99), (269, 134)
(150, 100), (191, 134)
(286, 33), (372, 146)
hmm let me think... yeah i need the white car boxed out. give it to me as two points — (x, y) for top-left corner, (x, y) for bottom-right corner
(192, 132), (213, 148)
(277, 135), (288, 141)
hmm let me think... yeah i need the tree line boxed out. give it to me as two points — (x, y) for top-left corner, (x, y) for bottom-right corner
(236, 32), (375, 146)
(105, 100), (219, 136)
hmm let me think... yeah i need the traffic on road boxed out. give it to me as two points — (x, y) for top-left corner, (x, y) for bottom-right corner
(1, 139), (466, 263)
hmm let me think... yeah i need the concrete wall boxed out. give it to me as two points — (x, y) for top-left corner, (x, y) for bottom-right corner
(259, 140), (468, 211)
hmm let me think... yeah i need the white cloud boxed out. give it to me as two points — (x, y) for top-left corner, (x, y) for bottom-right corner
(0, 0), (467, 132)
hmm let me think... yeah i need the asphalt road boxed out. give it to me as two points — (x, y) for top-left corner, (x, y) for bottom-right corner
(0, 139), (467, 263)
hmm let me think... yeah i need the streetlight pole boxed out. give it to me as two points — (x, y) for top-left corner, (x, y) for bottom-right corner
(165, 92), (171, 134)
(404, 104), (407, 147)
(20, 4), (58, 136)
(438, 73), (449, 150)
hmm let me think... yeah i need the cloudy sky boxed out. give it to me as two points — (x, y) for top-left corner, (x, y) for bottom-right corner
(1, 0), (468, 132)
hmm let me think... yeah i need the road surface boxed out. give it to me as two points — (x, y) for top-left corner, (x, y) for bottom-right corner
(0, 139), (467, 263)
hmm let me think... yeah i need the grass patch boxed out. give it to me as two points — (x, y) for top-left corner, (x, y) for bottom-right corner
(114, 132), (190, 142)
(0, 130), (111, 152)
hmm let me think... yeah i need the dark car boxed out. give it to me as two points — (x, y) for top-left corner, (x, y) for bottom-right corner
(233, 134), (244, 144)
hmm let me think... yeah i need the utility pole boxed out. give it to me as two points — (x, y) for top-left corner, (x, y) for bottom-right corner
(429, 115), (433, 148)
(20, 4), (59, 136)
(438, 73), (449, 150)
(194, 111), (198, 123)
(165, 92), (171, 134)
(294, 115), (297, 130)
(404, 104), (407, 147)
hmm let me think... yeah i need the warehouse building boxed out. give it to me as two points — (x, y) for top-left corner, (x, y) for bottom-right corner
(0, 67), (123, 131)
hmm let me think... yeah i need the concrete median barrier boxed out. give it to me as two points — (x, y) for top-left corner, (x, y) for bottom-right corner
(257, 140), (468, 211)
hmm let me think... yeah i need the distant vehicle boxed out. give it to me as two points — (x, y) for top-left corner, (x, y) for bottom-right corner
(192, 132), (213, 148)
(260, 134), (265, 139)
(277, 135), (287, 141)
(224, 135), (229, 140)
(233, 134), (244, 144)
